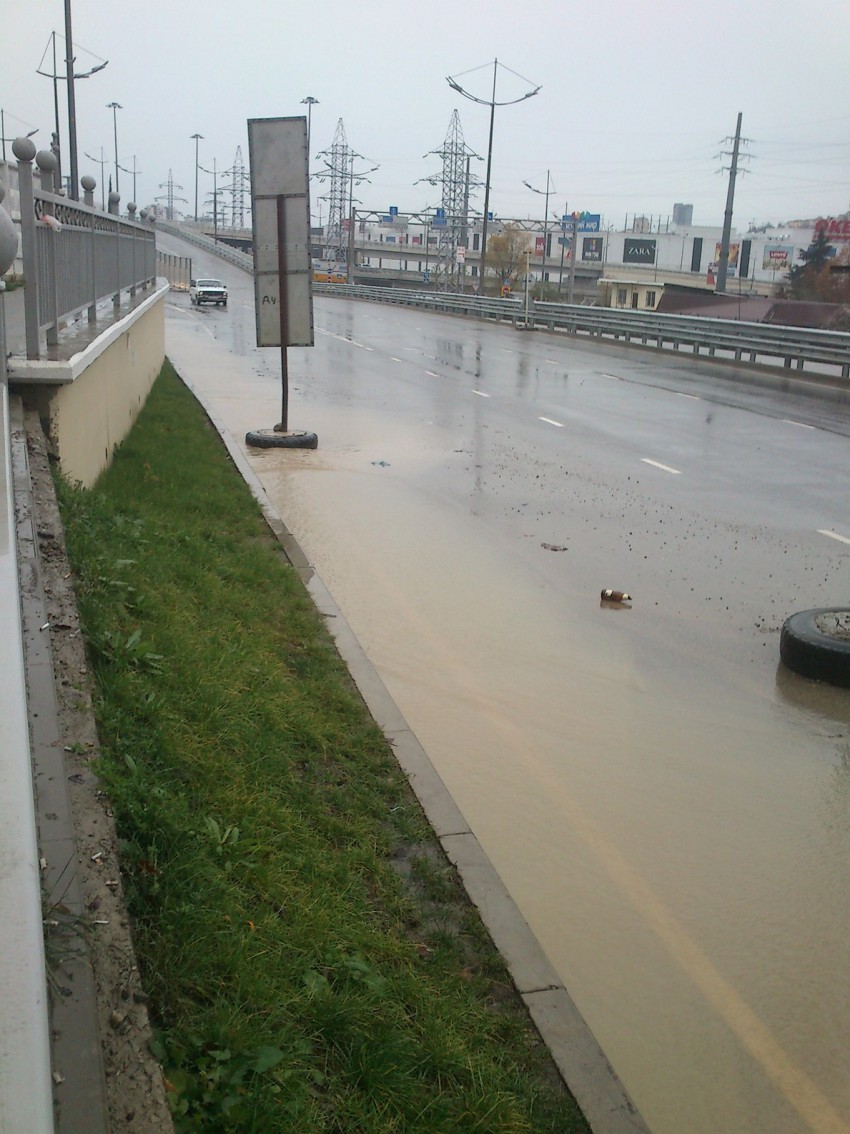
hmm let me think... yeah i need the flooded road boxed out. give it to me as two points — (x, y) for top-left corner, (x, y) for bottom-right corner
(159, 238), (850, 1134)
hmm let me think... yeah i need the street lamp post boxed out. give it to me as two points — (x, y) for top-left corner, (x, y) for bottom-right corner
(199, 158), (219, 237)
(118, 156), (140, 204)
(301, 96), (318, 155)
(568, 213), (579, 304)
(191, 132), (203, 222)
(523, 170), (553, 298)
(447, 59), (540, 294)
(84, 147), (107, 208)
(107, 101), (122, 195)
(557, 202), (568, 295)
(65, 0), (79, 198)
(1, 116), (37, 164)
(37, 31), (108, 194)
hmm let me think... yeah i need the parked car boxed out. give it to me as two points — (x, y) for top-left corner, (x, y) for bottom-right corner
(190, 278), (228, 307)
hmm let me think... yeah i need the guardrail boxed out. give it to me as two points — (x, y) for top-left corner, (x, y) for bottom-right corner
(161, 225), (850, 385)
(317, 282), (526, 325)
(532, 301), (850, 380)
(314, 282), (850, 383)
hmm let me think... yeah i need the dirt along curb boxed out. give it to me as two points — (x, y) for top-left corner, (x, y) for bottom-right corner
(14, 400), (174, 1134)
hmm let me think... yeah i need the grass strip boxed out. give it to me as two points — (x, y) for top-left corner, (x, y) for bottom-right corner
(56, 360), (590, 1133)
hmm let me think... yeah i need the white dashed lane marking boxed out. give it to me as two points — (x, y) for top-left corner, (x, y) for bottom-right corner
(642, 458), (682, 475)
(818, 529), (850, 545)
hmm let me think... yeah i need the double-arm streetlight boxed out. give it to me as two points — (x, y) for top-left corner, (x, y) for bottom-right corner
(191, 132), (204, 221)
(106, 101), (122, 194)
(523, 170), (554, 296)
(37, 30), (107, 193)
(447, 59), (540, 293)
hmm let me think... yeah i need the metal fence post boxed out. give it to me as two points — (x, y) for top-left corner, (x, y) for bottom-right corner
(0, 183), (18, 382)
(36, 150), (60, 346)
(108, 191), (120, 309)
(81, 176), (97, 322)
(12, 137), (40, 359)
(128, 204), (137, 297)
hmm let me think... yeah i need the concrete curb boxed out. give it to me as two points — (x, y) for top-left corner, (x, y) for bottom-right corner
(11, 400), (110, 1134)
(12, 405), (176, 1134)
(181, 372), (651, 1134)
(1, 392), (54, 1134)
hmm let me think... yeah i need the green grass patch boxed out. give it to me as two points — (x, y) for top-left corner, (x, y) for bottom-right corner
(56, 360), (589, 1133)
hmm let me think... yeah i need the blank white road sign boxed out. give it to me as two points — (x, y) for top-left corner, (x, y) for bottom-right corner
(248, 117), (314, 347)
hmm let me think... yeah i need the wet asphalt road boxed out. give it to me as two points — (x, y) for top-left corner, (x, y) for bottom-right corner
(159, 233), (850, 1134)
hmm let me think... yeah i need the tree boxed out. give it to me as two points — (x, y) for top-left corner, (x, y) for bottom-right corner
(787, 229), (833, 299)
(483, 223), (531, 293)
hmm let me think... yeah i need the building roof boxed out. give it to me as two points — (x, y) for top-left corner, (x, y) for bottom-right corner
(656, 290), (850, 329)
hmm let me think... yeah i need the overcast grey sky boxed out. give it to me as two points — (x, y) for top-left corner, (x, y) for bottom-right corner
(4, 0), (850, 230)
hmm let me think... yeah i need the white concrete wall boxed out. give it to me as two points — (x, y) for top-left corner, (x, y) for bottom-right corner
(8, 282), (167, 489)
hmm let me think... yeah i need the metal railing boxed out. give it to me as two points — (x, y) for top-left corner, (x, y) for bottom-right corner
(14, 142), (157, 360)
(157, 251), (192, 291)
(532, 301), (850, 380)
(313, 282), (850, 383)
(316, 282), (525, 324)
(156, 219), (253, 272)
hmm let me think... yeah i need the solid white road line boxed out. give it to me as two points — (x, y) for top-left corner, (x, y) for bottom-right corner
(783, 419), (815, 430)
(539, 416), (565, 428)
(473, 390), (490, 398)
(676, 392), (701, 400)
(642, 458), (682, 475)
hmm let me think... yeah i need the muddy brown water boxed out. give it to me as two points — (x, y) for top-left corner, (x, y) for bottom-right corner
(163, 272), (850, 1134)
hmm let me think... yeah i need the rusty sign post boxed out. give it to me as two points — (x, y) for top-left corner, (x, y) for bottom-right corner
(246, 116), (317, 449)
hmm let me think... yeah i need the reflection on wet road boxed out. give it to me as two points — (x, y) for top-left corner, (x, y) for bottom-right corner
(160, 235), (850, 1134)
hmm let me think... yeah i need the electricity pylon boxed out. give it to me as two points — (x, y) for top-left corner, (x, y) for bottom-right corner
(418, 109), (482, 290)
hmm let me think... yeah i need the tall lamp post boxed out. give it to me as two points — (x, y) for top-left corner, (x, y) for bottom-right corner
(191, 132), (204, 221)
(301, 96), (318, 155)
(106, 101), (122, 195)
(199, 158), (219, 237)
(347, 155), (378, 280)
(37, 30), (107, 194)
(447, 59), (540, 293)
(118, 156), (140, 204)
(1, 118), (37, 164)
(84, 147), (107, 208)
(523, 170), (553, 297)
